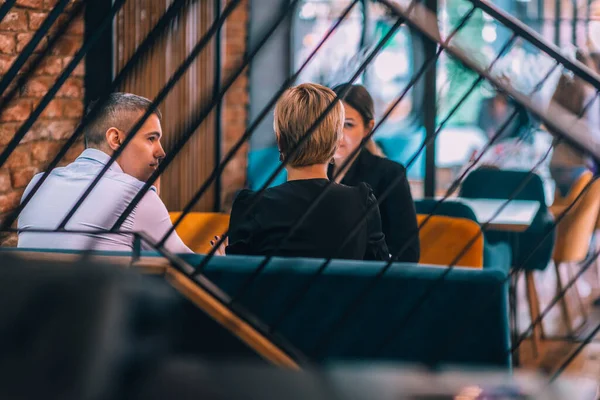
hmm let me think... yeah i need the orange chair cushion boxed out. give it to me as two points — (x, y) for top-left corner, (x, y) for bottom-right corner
(417, 214), (484, 269)
(169, 212), (230, 254)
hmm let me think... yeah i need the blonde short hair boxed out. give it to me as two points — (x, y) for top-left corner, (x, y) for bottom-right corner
(273, 83), (344, 167)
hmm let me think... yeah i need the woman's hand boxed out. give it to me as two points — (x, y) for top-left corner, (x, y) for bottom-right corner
(210, 235), (228, 256)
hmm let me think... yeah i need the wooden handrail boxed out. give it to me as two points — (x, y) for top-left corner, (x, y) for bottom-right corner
(2, 250), (300, 370)
(164, 266), (300, 370)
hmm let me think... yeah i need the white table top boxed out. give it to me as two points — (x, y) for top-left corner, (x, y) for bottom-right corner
(436, 198), (541, 232)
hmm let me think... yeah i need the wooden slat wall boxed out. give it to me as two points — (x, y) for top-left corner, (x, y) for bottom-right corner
(114, 0), (216, 211)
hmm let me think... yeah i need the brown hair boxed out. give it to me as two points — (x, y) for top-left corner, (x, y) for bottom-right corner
(273, 83), (344, 167)
(332, 83), (386, 157)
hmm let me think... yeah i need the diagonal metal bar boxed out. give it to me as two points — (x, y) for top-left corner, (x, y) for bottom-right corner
(56, 0), (243, 231)
(467, 0), (600, 91)
(0, 0), (70, 106)
(193, 6), (414, 274)
(229, 5), (481, 305)
(431, 90), (600, 362)
(380, 0), (600, 164)
(371, 141), (555, 357)
(158, 0), (362, 248)
(549, 321), (600, 381)
(263, 33), (517, 332)
(0, 0), (126, 171)
(0, 1), (18, 26)
(109, 0), (302, 233)
(0, 0), (192, 231)
(0, 0), (83, 131)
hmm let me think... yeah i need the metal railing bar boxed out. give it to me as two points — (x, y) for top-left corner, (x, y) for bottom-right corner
(109, 0), (302, 233)
(192, 4), (414, 273)
(431, 93), (600, 364)
(467, 0), (600, 91)
(158, 0), (362, 248)
(380, 0), (600, 168)
(261, 32), (516, 332)
(56, 0), (243, 231)
(0, 1), (18, 26)
(370, 142), (555, 356)
(0, 0), (126, 170)
(0, 0), (192, 231)
(0, 0), (71, 106)
(549, 321), (600, 381)
(228, 6), (487, 307)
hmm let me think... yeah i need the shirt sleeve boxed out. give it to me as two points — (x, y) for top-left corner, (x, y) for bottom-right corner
(360, 183), (390, 261)
(379, 165), (420, 263)
(132, 188), (193, 254)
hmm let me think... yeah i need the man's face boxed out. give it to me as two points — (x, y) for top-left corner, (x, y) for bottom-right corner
(117, 113), (165, 182)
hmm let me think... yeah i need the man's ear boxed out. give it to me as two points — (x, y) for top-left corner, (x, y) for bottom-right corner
(105, 127), (123, 151)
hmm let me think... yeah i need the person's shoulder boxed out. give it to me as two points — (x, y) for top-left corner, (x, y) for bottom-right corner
(364, 152), (407, 177)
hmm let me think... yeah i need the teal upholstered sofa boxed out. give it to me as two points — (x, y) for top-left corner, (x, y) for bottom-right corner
(3, 249), (511, 368)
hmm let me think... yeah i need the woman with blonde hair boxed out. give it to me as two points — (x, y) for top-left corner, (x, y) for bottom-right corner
(221, 83), (389, 260)
(328, 83), (419, 262)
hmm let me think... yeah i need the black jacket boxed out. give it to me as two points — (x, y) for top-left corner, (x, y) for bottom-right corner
(226, 178), (389, 261)
(329, 149), (420, 262)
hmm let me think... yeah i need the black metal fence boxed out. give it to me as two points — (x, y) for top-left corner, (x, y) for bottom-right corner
(1, 0), (600, 378)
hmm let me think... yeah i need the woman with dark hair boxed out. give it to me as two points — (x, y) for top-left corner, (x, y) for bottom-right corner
(328, 83), (419, 262)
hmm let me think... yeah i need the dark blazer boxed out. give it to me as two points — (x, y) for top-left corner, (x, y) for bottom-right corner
(328, 149), (420, 262)
(226, 178), (389, 261)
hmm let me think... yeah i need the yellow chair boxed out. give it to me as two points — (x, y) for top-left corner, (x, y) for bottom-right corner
(416, 214), (484, 269)
(169, 212), (230, 254)
(550, 177), (600, 335)
(552, 170), (593, 208)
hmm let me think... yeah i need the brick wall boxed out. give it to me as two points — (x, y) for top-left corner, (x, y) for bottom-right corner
(221, 0), (249, 211)
(0, 0), (85, 245)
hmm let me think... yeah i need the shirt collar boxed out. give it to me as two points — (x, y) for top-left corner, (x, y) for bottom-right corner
(77, 148), (124, 173)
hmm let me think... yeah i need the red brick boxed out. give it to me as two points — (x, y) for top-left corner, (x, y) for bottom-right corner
(31, 139), (61, 162)
(0, 169), (12, 194)
(34, 56), (63, 75)
(0, 123), (18, 146)
(0, 55), (16, 74)
(6, 146), (31, 169)
(16, 0), (45, 8)
(39, 99), (62, 118)
(43, 0), (58, 8)
(0, 190), (22, 213)
(16, 32), (47, 53)
(0, 33), (16, 54)
(11, 166), (38, 188)
(23, 76), (53, 97)
(0, 10), (28, 32)
(0, 233), (18, 247)
(62, 56), (84, 76)
(61, 99), (82, 118)
(28, 12), (47, 31)
(47, 120), (76, 140)
(22, 121), (49, 143)
(57, 77), (82, 98)
(51, 34), (80, 56)
(0, 99), (32, 122)
(66, 15), (84, 35)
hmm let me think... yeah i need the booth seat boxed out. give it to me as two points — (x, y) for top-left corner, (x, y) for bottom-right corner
(2, 248), (511, 368)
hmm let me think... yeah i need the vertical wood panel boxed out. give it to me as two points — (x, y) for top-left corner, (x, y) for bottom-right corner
(114, 0), (216, 212)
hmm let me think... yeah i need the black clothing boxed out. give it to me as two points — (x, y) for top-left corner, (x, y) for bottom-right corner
(328, 149), (420, 262)
(226, 178), (389, 261)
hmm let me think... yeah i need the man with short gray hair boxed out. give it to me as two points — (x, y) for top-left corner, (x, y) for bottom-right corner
(17, 92), (192, 253)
